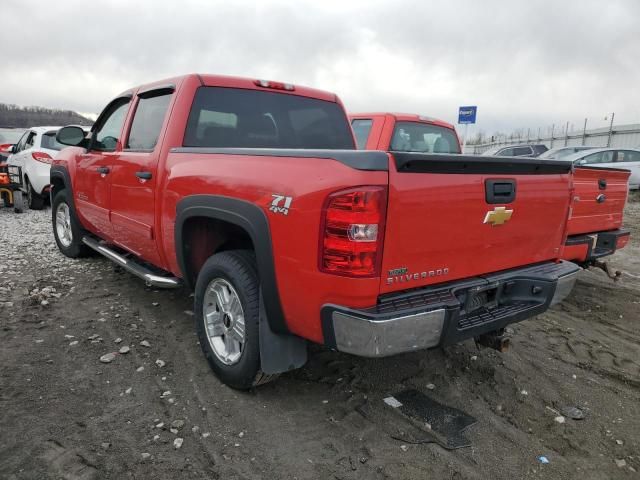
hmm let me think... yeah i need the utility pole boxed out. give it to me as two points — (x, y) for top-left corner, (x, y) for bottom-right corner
(582, 118), (587, 145)
(526, 128), (530, 143)
(564, 120), (569, 146)
(550, 124), (555, 148)
(607, 112), (615, 147)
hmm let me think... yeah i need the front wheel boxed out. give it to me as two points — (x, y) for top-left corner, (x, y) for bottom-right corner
(52, 189), (89, 257)
(194, 250), (277, 389)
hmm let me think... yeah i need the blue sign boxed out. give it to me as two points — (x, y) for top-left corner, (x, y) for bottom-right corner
(458, 106), (477, 124)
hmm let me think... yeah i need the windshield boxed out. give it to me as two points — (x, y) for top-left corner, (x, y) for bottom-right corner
(0, 128), (26, 144)
(41, 131), (66, 151)
(390, 122), (460, 153)
(184, 87), (355, 149)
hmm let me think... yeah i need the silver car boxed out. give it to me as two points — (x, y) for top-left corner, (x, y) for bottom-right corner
(564, 147), (640, 189)
(538, 146), (601, 160)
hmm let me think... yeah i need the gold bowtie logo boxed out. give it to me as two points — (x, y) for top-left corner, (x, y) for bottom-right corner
(484, 206), (513, 226)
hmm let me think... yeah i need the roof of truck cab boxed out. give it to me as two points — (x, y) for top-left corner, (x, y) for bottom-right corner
(349, 112), (457, 130)
(119, 74), (339, 103)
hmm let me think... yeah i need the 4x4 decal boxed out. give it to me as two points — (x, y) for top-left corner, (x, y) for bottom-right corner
(269, 194), (292, 215)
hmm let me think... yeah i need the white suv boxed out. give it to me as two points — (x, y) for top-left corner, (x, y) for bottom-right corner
(7, 126), (74, 209)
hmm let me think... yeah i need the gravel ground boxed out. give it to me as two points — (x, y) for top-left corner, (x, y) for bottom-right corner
(1, 199), (639, 479)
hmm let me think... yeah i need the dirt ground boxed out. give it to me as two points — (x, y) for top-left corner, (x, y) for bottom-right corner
(1, 197), (639, 480)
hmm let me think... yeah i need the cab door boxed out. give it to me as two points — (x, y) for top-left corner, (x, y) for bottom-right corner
(109, 87), (174, 265)
(613, 150), (640, 189)
(74, 96), (132, 238)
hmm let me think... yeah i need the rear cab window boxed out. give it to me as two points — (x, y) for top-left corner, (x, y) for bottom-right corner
(390, 122), (460, 154)
(351, 119), (373, 149)
(184, 87), (355, 149)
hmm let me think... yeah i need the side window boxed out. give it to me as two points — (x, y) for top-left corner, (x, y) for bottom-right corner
(25, 132), (36, 149)
(351, 119), (373, 149)
(616, 150), (640, 163)
(583, 151), (614, 164)
(513, 147), (532, 156)
(126, 92), (173, 150)
(93, 100), (130, 152)
(498, 148), (514, 156)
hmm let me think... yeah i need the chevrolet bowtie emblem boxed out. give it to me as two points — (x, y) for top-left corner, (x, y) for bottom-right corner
(484, 206), (513, 226)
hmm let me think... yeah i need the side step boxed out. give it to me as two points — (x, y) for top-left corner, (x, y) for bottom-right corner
(82, 236), (183, 289)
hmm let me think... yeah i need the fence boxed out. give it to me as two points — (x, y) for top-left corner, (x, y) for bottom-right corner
(464, 123), (640, 154)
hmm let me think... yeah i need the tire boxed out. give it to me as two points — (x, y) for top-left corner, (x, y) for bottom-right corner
(52, 189), (90, 258)
(194, 250), (277, 390)
(26, 179), (45, 210)
(13, 190), (23, 214)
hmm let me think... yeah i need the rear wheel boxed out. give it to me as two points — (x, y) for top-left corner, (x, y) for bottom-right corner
(52, 189), (89, 257)
(194, 250), (277, 389)
(26, 179), (45, 210)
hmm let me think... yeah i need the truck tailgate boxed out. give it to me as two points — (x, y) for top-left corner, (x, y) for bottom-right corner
(381, 153), (573, 294)
(567, 166), (629, 236)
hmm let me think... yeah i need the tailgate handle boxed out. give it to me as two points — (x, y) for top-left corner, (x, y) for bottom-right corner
(485, 179), (516, 204)
(598, 178), (607, 190)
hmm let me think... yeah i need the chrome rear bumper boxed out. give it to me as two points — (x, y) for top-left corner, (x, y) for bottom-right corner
(322, 260), (580, 358)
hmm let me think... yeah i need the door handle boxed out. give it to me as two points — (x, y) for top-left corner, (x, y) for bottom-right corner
(135, 171), (152, 180)
(96, 167), (110, 174)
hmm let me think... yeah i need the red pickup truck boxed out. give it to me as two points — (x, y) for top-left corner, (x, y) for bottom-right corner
(349, 112), (630, 268)
(51, 75), (579, 389)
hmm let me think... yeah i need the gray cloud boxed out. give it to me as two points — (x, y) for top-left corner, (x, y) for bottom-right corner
(1, 0), (639, 134)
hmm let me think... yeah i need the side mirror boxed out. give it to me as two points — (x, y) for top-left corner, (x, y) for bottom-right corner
(577, 159), (587, 165)
(56, 126), (87, 147)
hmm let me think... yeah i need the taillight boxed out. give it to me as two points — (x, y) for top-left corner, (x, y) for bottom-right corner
(32, 152), (53, 164)
(254, 79), (295, 91)
(319, 186), (387, 277)
(616, 234), (630, 250)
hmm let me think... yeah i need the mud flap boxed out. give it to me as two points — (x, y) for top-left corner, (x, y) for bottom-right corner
(259, 291), (307, 374)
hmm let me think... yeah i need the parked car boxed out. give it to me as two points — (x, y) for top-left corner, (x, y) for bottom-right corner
(350, 112), (630, 267)
(7, 126), (87, 209)
(564, 148), (640, 189)
(0, 128), (26, 162)
(538, 146), (600, 160)
(481, 144), (548, 157)
(51, 74), (580, 390)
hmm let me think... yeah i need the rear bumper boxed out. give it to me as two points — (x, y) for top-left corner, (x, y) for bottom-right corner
(321, 261), (580, 358)
(564, 228), (630, 263)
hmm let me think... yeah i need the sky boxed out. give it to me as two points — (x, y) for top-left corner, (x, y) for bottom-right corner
(1, 0), (639, 137)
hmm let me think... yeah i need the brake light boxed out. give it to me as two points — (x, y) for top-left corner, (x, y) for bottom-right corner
(254, 79), (295, 91)
(32, 152), (53, 164)
(319, 186), (387, 277)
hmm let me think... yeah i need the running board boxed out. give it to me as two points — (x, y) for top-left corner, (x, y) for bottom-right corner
(82, 236), (182, 289)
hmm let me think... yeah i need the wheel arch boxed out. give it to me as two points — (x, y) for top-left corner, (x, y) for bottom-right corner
(175, 195), (288, 335)
(50, 165), (76, 213)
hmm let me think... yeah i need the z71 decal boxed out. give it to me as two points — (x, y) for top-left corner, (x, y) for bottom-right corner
(269, 194), (293, 215)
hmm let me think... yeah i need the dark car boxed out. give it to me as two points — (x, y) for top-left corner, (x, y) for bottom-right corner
(481, 144), (548, 157)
